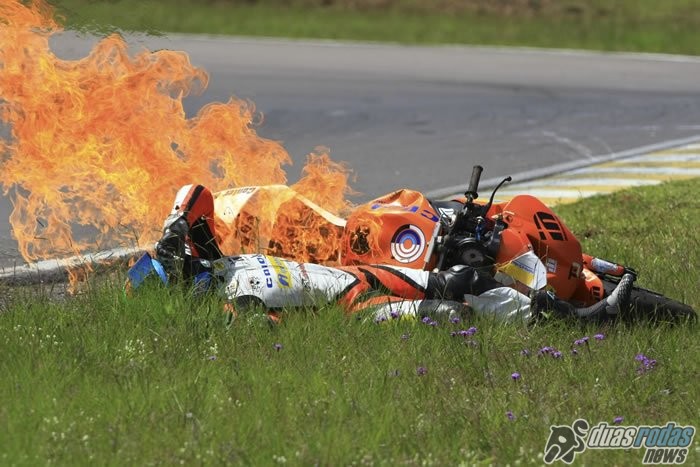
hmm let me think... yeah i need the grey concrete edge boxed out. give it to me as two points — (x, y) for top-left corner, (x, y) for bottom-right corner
(0, 246), (146, 286)
(143, 32), (700, 63)
(425, 134), (700, 200)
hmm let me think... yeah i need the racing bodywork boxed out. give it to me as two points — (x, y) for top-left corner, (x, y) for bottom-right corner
(154, 166), (694, 323)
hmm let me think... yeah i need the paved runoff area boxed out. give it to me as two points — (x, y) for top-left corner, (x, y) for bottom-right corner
(494, 142), (700, 206)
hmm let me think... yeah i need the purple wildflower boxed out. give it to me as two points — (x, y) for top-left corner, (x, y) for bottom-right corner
(273, 343), (283, 351)
(635, 353), (657, 373)
(521, 349), (531, 357)
(613, 416), (624, 425)
(429, 320), (439, 327)
(594, 333), (605, 341)
(450, 316), (461, 324)
(375, 316), (388, 324)
(537, 346), (565, 359)
(457, 327), (477, 337)
(571, 348), (579, 356)
(511, 372), (521, 381)
(421, 316), (431, 324)
(390, 310), (400, 319)
(416, 366), (428, 376)
(573, 339), (586, 346)
(506, 411), (516, 421)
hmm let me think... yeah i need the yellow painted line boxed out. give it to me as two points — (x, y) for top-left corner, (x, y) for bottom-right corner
(656, 147), (700, 154)
(622, 153), (700, 162)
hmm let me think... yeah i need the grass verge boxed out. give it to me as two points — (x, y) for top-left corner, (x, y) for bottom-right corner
(47, 0), (700, 55)
(1, 178), (698, 465)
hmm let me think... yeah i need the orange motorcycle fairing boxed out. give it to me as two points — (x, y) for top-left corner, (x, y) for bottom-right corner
(341, 189), (441, 270)
(570, 267), (606, 306)
(496, 195), (584, 300)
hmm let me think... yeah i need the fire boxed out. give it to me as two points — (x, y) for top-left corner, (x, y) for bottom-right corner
(0, 0), (353, 269)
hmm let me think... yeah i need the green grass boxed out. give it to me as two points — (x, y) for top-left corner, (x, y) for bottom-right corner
(46, 0), (700, 55)
(1, 179), (698, 465)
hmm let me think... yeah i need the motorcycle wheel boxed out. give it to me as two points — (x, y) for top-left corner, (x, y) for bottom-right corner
(602, 279), (697, 324)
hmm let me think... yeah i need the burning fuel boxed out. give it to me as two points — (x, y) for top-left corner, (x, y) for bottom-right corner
(0, 0), (354, 270)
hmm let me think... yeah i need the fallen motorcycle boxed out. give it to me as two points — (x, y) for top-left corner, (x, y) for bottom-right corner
(129, 166), (696, 323)
(339, 165), (695, 323)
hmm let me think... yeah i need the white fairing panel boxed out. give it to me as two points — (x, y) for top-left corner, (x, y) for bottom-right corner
(211, 254), (357, 308)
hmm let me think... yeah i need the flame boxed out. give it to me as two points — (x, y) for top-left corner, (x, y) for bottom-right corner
(0, 0), (354, 269)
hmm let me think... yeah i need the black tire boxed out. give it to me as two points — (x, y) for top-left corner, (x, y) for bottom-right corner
(602, 279), (697, 324)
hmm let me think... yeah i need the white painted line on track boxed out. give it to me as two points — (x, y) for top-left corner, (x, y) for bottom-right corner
(570, 167), (700, 176)
(512, 178), (659, 188)
(495, 188), (612, 198)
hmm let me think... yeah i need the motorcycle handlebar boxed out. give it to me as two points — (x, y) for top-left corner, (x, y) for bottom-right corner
(465, 165), (483, 199)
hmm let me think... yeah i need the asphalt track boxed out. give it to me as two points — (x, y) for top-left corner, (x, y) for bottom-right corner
(3, 33), (700, 270)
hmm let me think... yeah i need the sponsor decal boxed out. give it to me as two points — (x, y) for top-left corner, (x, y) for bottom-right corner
(370, 203), (439, 222)
(390, 224), (426, 263)
(255, 255), (275, 288)
(546, 257), (558, 273)
(212, 260), (226, 272)
(228, 186), (256, 195)
(437, 207), (455, 219)
(591, 257), (620, 274)
(544, 419), (695, 465)
(248, 275), (262, 293)
(267, 255), (292, 288)
(568, 262), (582, 280)
(497, 251), (547, 290)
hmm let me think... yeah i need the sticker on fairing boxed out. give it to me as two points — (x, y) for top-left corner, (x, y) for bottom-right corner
(390, 224), (426, 263)
(267, 255), (293, 288)
(498, 251), (548, 291)
(591, 257), (619, 274)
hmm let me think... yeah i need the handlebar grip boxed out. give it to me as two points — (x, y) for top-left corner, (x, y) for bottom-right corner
(466, 165), (483, 198)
